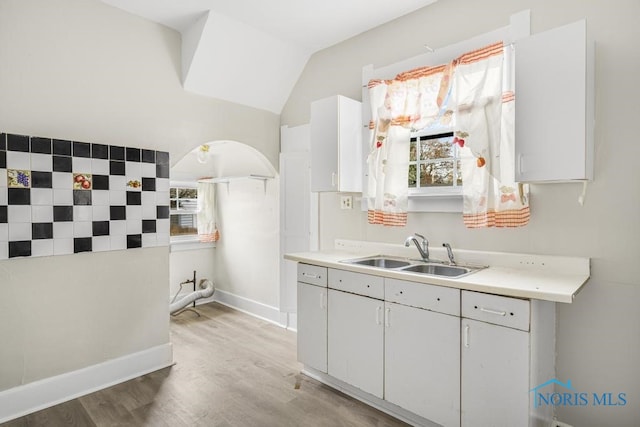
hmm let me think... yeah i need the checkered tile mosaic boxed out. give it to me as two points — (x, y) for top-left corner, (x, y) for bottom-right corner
(0, 133), (170, 259)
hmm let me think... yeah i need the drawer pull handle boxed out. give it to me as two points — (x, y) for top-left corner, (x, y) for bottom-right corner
(319, 292), (326, 309)
(464, 324), (470, 348)
(480, 307), (507, 316)
(385, 307), (391, 328)
(376, 306), (382, 325)
(302, 273), (319, 279)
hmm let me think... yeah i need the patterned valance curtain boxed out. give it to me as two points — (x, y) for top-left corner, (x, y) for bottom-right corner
(197, 182), (220, 242)
(366, 42), (529, 228)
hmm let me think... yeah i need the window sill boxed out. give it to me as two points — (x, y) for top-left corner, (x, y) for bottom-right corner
(170, 237), (216, 252)
(408, 193), (462, 213)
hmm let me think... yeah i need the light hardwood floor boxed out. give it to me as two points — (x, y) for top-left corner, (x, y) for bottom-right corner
(3, 302), (408, 426)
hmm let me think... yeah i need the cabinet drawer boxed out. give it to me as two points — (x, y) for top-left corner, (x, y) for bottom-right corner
(385, 278), (460, 316)
(328, 269), (384, 299)
(297, 264), (327, 287)
(462, 291), (530, 331)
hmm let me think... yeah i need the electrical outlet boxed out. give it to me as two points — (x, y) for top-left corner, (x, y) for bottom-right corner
(340, 195), (353, 210)
(552, 420), (572, 427)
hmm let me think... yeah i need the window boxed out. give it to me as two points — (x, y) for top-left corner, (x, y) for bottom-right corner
(170, 187), (198, 237)
(408, 130), (463, 195)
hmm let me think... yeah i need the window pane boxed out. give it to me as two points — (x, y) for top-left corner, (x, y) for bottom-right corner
(178, 188), (197, 199)
(170, 214), (197, 236)
(421, 138), (452, 161)
(408, 164), (417, 187)
(409, 141), (418, 161)
(421, 161), (454, 186)
(178, 199), (197, 210)
(170, 200), (177, 210)
(170, 188), (177, 198)
(456, 160), (463, 186)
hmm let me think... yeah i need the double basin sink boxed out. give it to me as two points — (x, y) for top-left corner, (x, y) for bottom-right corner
(340, 255), (484, 278)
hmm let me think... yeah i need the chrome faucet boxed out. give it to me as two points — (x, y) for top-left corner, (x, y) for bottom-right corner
(442, 243), (456, 265)
(405, 233), (429, 261)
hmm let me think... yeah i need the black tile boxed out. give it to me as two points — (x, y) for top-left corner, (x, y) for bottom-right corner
(73, 190), (92, 206)
(8, 188), (30, 205)
(53, 155), (73, 173)
(156, 205), (169, 219)
(142, 149), (155, 163)
(73, 141), (91, 158)
(156, 164), (169, 179)
(127, 234), (142, 249)
(156, 151), (169, 165)
(53, 205), (74, 222)
(32, 222), (53, 240)
(142, 177), (156, 192)
(126, 191), (141, 205)
(31, 171), (53, 188)
(9, 241), (31, 258)
(0, 206), (7, 223)
(91, 143), (109, 159)
(74, 237), (92, 253)
(30, 137), (52, 154)
(92, 174), (109, 190)
(0, 151), (5, 168)
(110, 205), (126, 220)
(53, 139), (72, 156)
(0, 133), (6, 150)
(7, 134), (29, 152)
(142, 220), (156, 233)
(92, 221), (110, 236)
(110, 160), (125, 176)
(110, 145), (125, 161)
(126, 147), (141, 162)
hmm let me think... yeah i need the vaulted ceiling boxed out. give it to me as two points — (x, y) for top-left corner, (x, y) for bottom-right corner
(100, 0), (438, 113)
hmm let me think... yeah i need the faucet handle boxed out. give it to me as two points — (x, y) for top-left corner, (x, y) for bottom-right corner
(414, 232), (426, 240)
(442, 243), (456, 265)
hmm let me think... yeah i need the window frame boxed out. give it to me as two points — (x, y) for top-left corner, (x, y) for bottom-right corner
(169, 181), (200, 244)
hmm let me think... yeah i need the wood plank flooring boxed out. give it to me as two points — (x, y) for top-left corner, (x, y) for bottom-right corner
(3, 302), (408, 427)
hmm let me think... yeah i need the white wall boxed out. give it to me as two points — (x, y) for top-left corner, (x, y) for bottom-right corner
(282, 1), (640, 426)
(0, 0), (280, 409)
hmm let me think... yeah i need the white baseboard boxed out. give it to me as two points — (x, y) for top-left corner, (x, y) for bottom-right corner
(0, 343), (173, 424)
(206, 288), (285, 327)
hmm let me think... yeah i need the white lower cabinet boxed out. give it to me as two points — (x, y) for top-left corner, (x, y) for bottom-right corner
(297, 282), (327, 372)
(385, 301), (460, 427)
(327, 288), (384, 398)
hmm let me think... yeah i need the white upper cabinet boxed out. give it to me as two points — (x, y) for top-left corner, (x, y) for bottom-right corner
(515, 19), (595, 182)
(310, 95), (362, 192)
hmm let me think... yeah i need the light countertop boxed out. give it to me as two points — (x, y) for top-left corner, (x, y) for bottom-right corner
(284, 240), (590, 303)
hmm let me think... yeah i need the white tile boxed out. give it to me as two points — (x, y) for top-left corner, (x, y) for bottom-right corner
(0, 243), (7, 260)
(74, 221), (92, 237)
(92, 236), (110, 252)
(92, 205), (110, 221)
(0, 187), (7, 205)
(31, 188), (53, 206)
(54, 238), (73, 256)
(53, 222), (73, 239)
(126, 205), (142, 220)
(53, 189), (73, 205)
(141, 163), (156, 177)
(9, 222), (31, 240)
(157, 191), (170, 205)
(6, 151), (30, 170)
(0, 223), (8, 241)
(110, 176), (126, 191)
(157, 233), (170, 246)
(7, 206), (31, 223)
(91, 159), (109, 175)
(31, 240), (54, 258)
(32, 205), (53, 222)
(110, 191), (126, 205)
(52, 172), (73, 189)
(126, 219), (142, 234)
(125, 177), (142, 191)
(110, 235), (126, 250)
(73, 206), (92, 222)
(156, 219), (170, 234)
(141, 192), (156, 206)
(0, 170), (8, 187)
(142, 203), (156, 219)
(110, 220), (126, 236)
(142, 233), (157, 248)
(92, 190), (110, 206)
(126, 162), (141, 177)
(31, 153), (52, 172)
(156, 178), (170, 192)
(72, 157), (92, 173)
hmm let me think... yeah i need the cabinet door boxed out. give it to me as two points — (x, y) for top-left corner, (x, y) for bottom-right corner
(461, 318), (529, 427)
(297, 282), (327, 372)
(328, 289), (384, 398)
(385, 302), (460, 427)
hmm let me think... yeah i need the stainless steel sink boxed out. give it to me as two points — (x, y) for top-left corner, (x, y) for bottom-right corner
(345, 256), (411, 269)
(400, 263), (472, 277)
